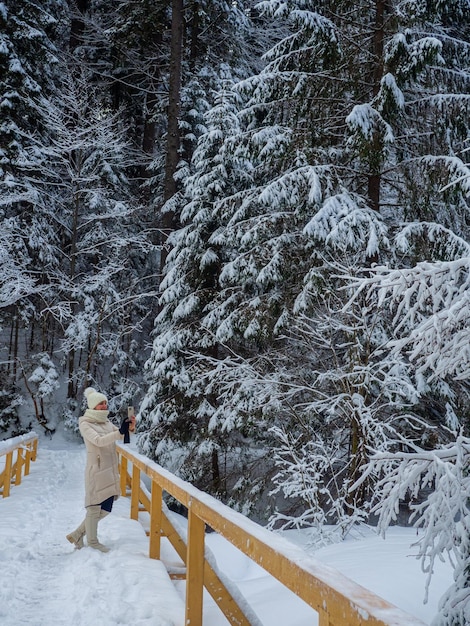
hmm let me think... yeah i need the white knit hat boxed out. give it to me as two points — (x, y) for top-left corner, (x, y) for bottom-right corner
(84, 387), (108, 409)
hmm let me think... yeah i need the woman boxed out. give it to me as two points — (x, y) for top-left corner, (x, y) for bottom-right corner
(66, 387), (135, 552)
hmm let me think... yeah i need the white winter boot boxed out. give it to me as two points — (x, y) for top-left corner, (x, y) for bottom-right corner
(85, 505), (109, 552)
(66, 519), (86, 549)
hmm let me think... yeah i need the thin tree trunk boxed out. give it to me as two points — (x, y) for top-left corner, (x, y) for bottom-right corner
(365, 0), (387, 270)
(7, 312), (14, 375)
(211, 449), (221, 493)
(67, 179), (80, 399)
(9, 314), (19, 379)
(346, 413), (366, 509)
(68, 0), (90, 51)
(368, 172), (381, 214)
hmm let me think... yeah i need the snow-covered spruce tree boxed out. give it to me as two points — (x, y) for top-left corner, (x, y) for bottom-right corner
(352, 251), (470, 388)
(264, 287), (437, 542)
(104, 0), (170, 175)
(138, 82), (265, 504)
(0, 0), (66, 431)
(240, 0), (469, 516)
(140, 0), (470, 520)
(0, 0), (63, 182)
(22, 352), (60, 434)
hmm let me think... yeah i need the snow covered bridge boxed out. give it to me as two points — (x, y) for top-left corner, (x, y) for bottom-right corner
(0, 431), (427, 626)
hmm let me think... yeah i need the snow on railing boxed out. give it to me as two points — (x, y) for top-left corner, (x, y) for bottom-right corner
(117, 443), (426, 626)
(0, 432), (38, 498)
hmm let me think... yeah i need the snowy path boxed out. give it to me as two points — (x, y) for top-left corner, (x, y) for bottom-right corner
(0, 436), (185, 626)
(0, 434), (317, 626)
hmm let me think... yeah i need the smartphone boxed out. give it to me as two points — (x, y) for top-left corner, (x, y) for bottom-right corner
(127, 406), (134, 418)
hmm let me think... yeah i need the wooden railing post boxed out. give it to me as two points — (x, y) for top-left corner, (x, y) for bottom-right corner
(149, 482), (163, 560)
(318, 607), (332, 626)
(24, 444), (32, 476)
(130, 463), (140, 520)
(31, 438), (38, 461)
(185, 503), (205, 626)
(14, 447), (24, 485)
(120, 455), (128, 496)
(3, 451), (13, 498)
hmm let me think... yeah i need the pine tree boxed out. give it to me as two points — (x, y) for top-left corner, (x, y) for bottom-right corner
(107, 1), (262, 260)
(0, 0), (63, 183)
(33, 69), (152, 404)
(0, 0), (66, 428)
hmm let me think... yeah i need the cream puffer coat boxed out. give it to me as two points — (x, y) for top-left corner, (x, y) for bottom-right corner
(79, 410), (123, 507)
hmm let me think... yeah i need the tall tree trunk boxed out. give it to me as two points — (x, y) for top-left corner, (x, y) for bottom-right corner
(161, 0), (183, 272)
(189, 1), (200, 68)
(372, 0), (386, 99)
(364, 0), (387, 269)
(367, 0), (387, 215)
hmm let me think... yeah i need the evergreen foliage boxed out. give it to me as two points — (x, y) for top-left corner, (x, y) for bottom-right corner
(140, 0), (470, 506)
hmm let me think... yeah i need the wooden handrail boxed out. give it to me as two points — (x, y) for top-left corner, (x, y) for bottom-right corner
(117, 443), (426, 626)
(0, 432), (38, 498)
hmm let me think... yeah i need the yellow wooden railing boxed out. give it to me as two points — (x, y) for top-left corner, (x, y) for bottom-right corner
(0, 432), (38, 498)
(117, 443), (425, 626)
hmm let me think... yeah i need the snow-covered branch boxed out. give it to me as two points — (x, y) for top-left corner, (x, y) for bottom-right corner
(352, 435), (470, 623)
(346, 256), (470, 381)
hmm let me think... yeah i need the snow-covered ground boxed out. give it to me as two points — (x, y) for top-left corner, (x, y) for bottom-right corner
(0, 427), (452, 625)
